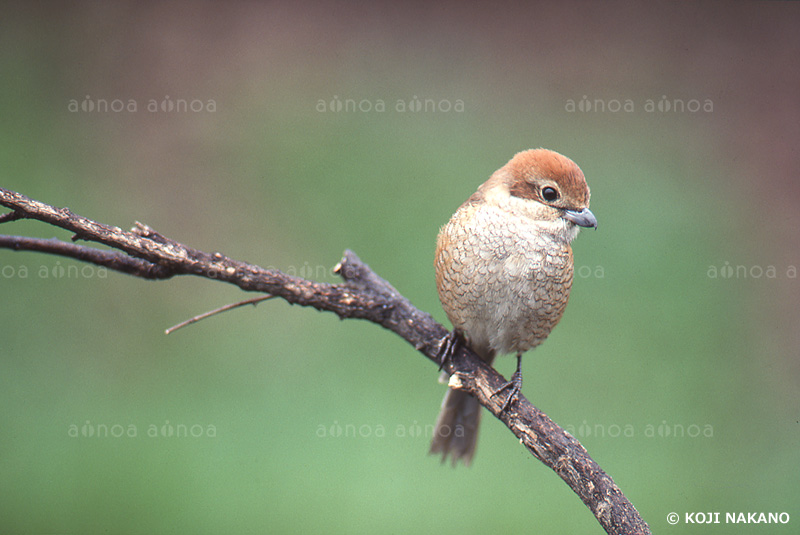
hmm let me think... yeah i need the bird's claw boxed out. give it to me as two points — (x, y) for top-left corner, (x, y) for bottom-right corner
(436, 330), (462, 371)
(490, 354), (523, 412)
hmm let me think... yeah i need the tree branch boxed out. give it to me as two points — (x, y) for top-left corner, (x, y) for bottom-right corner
(0, 187), (650, 535)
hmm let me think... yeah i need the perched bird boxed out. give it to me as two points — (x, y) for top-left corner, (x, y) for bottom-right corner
(430, 148), (597, 466)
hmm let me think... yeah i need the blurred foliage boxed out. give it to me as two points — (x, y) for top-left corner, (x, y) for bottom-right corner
(1, 2), (798, 534)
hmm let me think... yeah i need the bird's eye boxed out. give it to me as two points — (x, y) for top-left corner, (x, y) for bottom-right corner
(541, 186), (559, 202)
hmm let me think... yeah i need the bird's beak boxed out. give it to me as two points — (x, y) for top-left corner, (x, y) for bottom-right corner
(563, 207), (598, 229)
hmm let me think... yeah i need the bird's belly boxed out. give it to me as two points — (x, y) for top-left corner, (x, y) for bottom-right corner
(450, 250), (572, 356)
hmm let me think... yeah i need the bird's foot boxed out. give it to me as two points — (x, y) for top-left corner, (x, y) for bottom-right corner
(435, 330), (462, 371)
(491, 353), (523, 412)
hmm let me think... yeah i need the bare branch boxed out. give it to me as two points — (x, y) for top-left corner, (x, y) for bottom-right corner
(0, 235), (173, 278)
(0, 187), (650, 535)
(165, 295), (276, 334)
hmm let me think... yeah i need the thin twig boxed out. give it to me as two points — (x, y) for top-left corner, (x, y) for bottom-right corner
(165, 295), (275, 334)
(0, 210), (23, 224)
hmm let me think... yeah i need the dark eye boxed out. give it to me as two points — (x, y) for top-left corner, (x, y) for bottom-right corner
(541, 186), (559, 202)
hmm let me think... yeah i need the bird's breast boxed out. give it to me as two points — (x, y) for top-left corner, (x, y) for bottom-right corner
(435, 204), (574, 356)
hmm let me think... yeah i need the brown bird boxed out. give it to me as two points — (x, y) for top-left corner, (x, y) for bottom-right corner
(430, 148), (596, 466)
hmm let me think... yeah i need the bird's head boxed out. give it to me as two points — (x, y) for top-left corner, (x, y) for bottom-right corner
(476, 148), (597, 241)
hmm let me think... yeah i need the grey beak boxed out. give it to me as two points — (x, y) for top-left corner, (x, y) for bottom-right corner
(563, 207), (598, 229)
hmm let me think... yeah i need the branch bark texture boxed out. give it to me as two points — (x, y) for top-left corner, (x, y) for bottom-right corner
(0, 187), (650, 535)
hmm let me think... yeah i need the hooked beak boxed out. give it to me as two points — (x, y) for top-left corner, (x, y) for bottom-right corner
(563, 207), (598, 229)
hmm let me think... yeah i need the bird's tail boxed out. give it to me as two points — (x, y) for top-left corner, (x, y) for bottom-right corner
(429, 385), (482, 466)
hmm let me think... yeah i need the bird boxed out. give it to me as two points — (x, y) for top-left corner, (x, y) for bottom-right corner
(430, 148), (597, 466)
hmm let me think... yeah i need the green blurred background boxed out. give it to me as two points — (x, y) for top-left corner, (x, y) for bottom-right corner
(2, 2), (798, 533)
